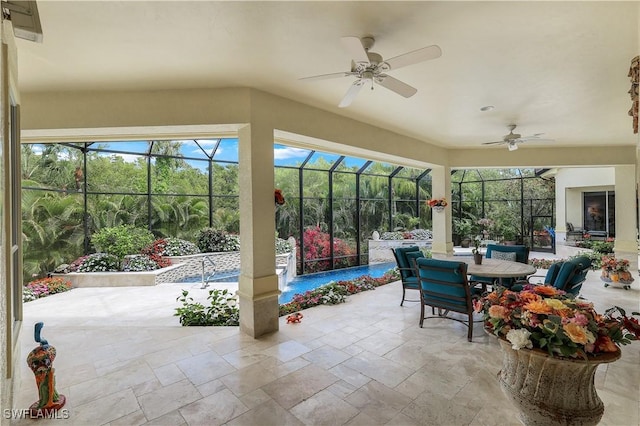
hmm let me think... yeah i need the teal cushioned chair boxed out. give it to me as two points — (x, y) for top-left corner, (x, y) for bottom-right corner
(391, 246), (423, 306)
(512, 256), (592, 296)
(470, 244), (530, 289)
(415, 257), (475, 342)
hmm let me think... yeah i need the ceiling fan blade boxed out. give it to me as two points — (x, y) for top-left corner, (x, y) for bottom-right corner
(341, 36), (370, 64)
(377, 75), (417, 98)
(517, 138), (555, 144)
(339, 80), (364, 108)
(482, 141), (507, 145)
(299, 71), (355, 82)
(385, 45), (442, 70)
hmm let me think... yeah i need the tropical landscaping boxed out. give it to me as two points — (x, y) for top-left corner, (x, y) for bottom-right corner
(22, 140), (559, 286)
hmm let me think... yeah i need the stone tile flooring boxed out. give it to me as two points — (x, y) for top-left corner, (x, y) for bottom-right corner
(10, 260), (640, 425)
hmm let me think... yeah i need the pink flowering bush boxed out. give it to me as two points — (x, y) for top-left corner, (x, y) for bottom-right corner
(24, 277), (72, 302)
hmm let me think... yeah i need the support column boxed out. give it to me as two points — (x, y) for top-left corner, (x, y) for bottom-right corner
(430, 165), (454, 257)
(237, 123), (279, 338)
(614, 165), (638, 271)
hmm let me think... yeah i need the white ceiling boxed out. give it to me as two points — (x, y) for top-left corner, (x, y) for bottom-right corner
(14, 1), (640, 150)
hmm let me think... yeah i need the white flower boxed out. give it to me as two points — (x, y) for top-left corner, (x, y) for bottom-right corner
(506, 329), (533, 350)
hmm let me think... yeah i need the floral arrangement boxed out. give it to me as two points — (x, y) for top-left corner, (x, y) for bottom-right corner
(23, 277), (72, 302)
(476, 286), (640, 358)
(275, 188), (286, 206)
(600, 255), (633, 283)
(477, 217), (494, 228)
(426, 197), (448, 208)
(600, 255), (630, 273)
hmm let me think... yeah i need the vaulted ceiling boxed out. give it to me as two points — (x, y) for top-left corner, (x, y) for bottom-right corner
(14, 1), (640, 151)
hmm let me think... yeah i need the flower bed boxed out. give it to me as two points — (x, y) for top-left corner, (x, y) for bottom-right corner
(279, 269), (400, 316)
(24, 277), (72, 302)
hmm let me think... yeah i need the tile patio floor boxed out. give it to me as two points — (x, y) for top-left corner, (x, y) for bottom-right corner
(10, 253), (640, 426)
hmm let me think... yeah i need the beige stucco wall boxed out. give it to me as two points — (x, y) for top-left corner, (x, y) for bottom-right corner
(20, 88), (449, 170)
(555, 167), (615, 232)
(553, 167), (637, 272)
(0, 18), (19, 426)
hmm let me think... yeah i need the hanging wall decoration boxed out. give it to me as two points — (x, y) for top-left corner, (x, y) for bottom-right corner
(628, 55), (639, 134)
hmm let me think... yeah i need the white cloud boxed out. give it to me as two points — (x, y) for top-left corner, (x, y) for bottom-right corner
(274, 146), (310, 160)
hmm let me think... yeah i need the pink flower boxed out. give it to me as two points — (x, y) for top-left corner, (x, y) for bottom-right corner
(572, 313), (589, 326)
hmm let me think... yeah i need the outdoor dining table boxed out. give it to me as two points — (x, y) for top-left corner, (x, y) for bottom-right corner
(459, 256), (537, 290)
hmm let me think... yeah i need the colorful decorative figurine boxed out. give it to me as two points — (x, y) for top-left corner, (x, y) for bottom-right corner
(27, 322), (66, 417)
(286, 312), (303, 323)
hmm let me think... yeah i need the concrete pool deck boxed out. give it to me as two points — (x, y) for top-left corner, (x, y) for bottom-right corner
(13, 257), (640, 426)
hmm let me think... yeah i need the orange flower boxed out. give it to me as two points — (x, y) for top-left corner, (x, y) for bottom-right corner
(523, 300), (552, 314)
(519, 292), (541, 303)
(595, 335), (618, 352)
(488, 305), (510, 320)
(533, 286), (559, 297)
(487, 292), (500, 302)
(563, 323), (588, 344)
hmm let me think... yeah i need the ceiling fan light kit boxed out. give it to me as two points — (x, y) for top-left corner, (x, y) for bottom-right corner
(301, 36), (442, 108)
(482, 124), (555, 151)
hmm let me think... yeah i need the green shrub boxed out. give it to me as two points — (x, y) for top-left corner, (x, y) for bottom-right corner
(276, 237), (293, 254)
(122, 255), (159, 272)
(161, 237), (200, 256)
(91, 225), (154, 259)
(591, 241), (614, 254)
(196, 228), (240, 252)
(175, 288), (239, 326)
(77, 253), (120, 272)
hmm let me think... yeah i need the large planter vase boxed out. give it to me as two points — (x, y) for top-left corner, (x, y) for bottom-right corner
(497, 338), (620, 426)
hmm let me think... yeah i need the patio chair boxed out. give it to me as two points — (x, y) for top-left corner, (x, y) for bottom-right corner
(391, 246), (423, 306)
(566, 222), (584, 242)
(512, 255), (592, 296)
(415, 257), (474, 342)
(469, 244), (530, 289)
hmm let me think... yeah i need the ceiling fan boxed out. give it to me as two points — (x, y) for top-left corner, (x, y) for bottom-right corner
(482, 124), (554, 151)
(300, 36), (442, 108)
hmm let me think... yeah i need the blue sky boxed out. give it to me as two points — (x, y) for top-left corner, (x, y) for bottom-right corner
(29, 139), (380, 172)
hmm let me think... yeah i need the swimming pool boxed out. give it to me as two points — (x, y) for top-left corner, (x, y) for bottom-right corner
(279, 262), (396, 304)
(178, 262), (397, 304)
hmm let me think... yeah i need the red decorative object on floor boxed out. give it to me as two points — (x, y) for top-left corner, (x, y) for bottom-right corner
(286, 312), (303, 323)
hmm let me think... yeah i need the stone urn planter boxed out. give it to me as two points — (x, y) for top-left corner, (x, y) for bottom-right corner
(497, 338), (620, 426)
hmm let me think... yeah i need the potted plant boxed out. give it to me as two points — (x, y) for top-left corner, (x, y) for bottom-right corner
(475, 286), (640, 425)
(472, 238), (483, 264)
(500, 225), (518, 245)
(453, 218), (473, 247)
(600, 255), (634, 289)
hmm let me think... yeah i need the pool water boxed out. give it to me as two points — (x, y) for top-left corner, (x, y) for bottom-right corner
(279, 262), (396, 304)
(179, 262), (397, 305)
(180, 269), (241, 284)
